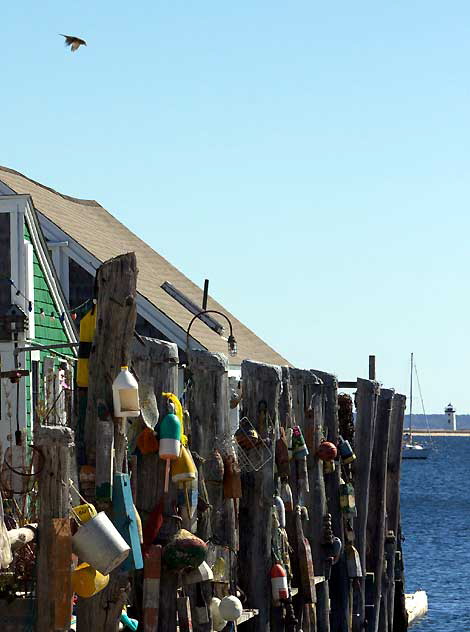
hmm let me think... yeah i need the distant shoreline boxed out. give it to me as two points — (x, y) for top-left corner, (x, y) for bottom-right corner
(403, 429), (470, 436)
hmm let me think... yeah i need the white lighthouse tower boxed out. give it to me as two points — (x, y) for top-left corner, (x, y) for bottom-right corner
(445, 403), (457, 431)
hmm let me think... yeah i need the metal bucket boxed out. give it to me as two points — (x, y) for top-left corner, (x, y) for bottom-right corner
(72, 511), (130, 574)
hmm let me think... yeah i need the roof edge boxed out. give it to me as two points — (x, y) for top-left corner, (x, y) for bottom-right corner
(0, 165), (101, 208)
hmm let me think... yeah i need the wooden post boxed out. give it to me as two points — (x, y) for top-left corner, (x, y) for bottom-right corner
(132, 337), (179, 632)
(309, 372), (331, 632)
(383, 394), (406, 632)
(188, 350), (234, 632)
(36, 425), (74, 632)
(368, 356), (376, 381)
(365, 389), (394, 632)
(312, 369), (349, 632)
(352, 378), (380, 632)
(77, 253), (137, 632)
(239, 360), (281, 632)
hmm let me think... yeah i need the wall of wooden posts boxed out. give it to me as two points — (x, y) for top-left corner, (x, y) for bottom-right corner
(32, 252), (410, 632)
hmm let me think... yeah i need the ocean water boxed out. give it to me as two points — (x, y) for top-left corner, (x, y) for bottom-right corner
(401, 436), (470, 630)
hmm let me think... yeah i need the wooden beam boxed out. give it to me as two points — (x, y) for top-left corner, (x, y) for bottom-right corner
(368, 356), (376, 381)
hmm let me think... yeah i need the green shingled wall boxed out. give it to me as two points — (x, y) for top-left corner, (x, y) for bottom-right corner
(24, 220), (72, 438)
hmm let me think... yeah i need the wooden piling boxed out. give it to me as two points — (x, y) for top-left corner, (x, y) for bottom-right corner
(188, 349), (234, 632)
(352, 378), (380, 632)
(312, 369), (349, 632)
(36, 425), (74, 632)
(77, 253), (137, 632)
(383, 394), (406, 632)
(238, 360), (281, 632)
(132, 337), (179, 632)
(365, 389), (394, 632)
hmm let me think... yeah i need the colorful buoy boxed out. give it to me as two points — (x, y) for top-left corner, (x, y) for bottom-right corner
(159, 411), (181, 492)
(317, 440), (337, 462)
(292, 426), (309, 459)
(271, 563), (289, 602)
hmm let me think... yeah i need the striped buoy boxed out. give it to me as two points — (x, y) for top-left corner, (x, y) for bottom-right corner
(143, 544), (162, 632)
(271, 563), (288, 601)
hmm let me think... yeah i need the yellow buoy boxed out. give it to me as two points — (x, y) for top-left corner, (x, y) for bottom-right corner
(71, 562), (109, 598)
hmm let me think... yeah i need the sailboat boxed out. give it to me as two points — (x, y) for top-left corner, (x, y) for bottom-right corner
(402, 353), (430, 460)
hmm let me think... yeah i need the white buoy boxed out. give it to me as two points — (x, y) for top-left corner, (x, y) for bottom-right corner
(112, 366), (140, 417)
(218, 595), (243, 621)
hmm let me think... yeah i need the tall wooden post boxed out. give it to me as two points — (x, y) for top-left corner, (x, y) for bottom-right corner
(77, 253), (137, 632)
(352, 378), (380, 632)
(365, 389), (394, 632)
(312, 370), (349, 632)
(132, 337), (179, 632)
(188, 350), (234, 632)
(239, 360), (281, 632)
(383, 394), (406, 632)
(36, 425), (74, 632)
(309, 372), (331, 632)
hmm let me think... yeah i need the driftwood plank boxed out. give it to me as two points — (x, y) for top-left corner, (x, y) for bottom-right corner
(239, 360), (281, 632)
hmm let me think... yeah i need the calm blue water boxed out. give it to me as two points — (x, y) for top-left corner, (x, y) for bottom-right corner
(401, 436), (470, 630)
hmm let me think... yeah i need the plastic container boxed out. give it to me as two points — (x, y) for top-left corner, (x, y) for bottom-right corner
(71, 562), (109, 598)
(72, 511), (130, 575)
(112, 366), (140, 418)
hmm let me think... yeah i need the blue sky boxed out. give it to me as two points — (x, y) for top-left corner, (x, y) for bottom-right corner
(2, 1), (469, 412)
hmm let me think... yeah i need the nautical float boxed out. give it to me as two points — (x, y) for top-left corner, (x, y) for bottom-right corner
(270, 563), (289, 602)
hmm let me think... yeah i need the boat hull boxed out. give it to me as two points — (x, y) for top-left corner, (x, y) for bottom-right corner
(402, 445), (429, 459)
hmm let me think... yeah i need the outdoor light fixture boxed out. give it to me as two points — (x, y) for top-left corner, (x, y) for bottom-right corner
(227, 334), (237, 357)
(186, 309), (237, 358)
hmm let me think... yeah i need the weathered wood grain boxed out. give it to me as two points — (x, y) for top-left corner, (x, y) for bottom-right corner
(36, 425), (74, 632)
(365, 389), (394, 632)
(383, 394), (406, 632)
(312, 369), (349, 632)
(239, 360), (281, 632)
(77, 253), (137, 632)
(187, 349), (235, 632)
(352, 378), (380, 632)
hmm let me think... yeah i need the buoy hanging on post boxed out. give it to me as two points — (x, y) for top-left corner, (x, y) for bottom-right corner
(316, 440), (337, 462)
(337, 435), (356, 464)
(273, 493), (286, 529)
(271, 563), (289, 602)
(159, 407), (181, 493)
(292, 426), (309, 459)
(345, 544), (362, 578)
(280, 479), (293, 512)
(143, 544), (162, 632)
(339, 480), (357, 517)
(112, 366), (140, 417)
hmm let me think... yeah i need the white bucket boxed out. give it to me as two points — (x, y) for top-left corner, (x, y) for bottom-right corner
(72, 511), (130, 575)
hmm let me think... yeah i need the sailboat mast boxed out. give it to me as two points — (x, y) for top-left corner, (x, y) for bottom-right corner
(409, 352), (414, 435)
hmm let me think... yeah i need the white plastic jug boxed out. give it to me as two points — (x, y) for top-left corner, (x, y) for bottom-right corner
(112, 366), (140, 417)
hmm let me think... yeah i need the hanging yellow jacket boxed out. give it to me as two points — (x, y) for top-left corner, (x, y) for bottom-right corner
(77, 308), (97, 387)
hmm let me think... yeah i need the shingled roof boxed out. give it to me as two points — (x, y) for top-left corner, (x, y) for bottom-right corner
(0, 166), (290, 366)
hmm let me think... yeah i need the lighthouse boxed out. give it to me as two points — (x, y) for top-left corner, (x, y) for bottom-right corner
(445, 403), (456, 431)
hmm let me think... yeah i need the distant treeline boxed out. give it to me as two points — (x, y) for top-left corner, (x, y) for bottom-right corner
(403, 414), (470, 429)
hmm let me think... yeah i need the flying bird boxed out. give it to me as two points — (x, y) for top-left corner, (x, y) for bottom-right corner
(60, 34), (87, 52)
